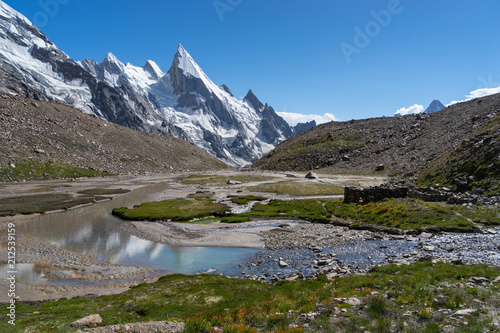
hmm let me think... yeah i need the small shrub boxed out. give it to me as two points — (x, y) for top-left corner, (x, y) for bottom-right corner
(368, 297), (386, 318)
(183, 316), (213, 333)
(418, 307), (432, 319)
(267, 314), (292, 331)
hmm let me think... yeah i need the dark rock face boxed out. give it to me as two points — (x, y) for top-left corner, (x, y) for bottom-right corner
(293, 120), (316, 135)
(258, 104), (293, 145)
(0, 59), (45, 100)
(244, 89), (264, 110)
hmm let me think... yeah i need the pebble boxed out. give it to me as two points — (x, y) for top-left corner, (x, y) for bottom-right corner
(453, 309), (477, 316)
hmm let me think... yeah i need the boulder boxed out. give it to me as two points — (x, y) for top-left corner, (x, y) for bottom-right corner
(278, 258), (289, 268)
(305, 172), (318, 179)
(71, 314), (103, 327)
(453, 309), (477, 316)
(346, 297), (363, 306)
(468, 277), (490, 284)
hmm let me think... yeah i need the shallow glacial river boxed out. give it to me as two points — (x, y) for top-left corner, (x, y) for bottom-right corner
(6, 178), (500, 288)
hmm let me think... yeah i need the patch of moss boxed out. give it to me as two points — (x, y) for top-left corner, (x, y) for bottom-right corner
(188, 191), (214, 199)
(0, 160), (114, 182)
(228, 195), (266, 205)
(112, 199), (230, 222)
(233, 199), (331, 223)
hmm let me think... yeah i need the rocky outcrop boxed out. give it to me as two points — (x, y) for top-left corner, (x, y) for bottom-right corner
(293, 120), (316, 135)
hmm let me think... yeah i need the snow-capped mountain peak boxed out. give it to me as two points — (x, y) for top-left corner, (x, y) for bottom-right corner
(144, 60), (163, 79)
(0, 1), (305, 166)
(244, 89), (264, 111)
(174, 43), (208, 80)
(101, 52), (125, 74)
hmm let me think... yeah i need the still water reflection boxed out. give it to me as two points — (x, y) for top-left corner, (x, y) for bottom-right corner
(16, 181), (258, 285)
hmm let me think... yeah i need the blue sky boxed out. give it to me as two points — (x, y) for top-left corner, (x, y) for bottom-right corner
(11, 0), (500, 123)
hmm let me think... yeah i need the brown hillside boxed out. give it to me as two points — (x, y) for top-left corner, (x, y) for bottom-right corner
(0, 94), (228, 176)
(252, 94), (500, 176)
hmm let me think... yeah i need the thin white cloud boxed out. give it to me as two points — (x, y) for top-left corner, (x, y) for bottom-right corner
(395, 104), (425, 116)
(277, 111), (337, 126)
(447, 85), (500, 107)
(467, 86), (500, 99)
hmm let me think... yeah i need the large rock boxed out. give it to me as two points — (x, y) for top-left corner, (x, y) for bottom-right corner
(71, 314), (103, 327)
(305, 172), (318, 179)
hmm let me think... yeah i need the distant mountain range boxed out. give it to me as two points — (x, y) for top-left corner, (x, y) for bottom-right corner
(0, 1), (314, 166)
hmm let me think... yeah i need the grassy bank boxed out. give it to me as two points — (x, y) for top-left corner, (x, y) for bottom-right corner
(112, 198), (230, 222)
(0, 160), (114, 182)
(222, 197), (499, 231)
(325, 198), (500, 231)
(113, 196), (499, 231)
(5, 262), (499, 332)
(0, 193), (106, 216)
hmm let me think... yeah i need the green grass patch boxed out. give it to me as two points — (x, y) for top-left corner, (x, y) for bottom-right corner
(0, 160), (114, 182)
(249, 182), (344, 196)
(230, 199), (332, 224)
(179, 174), (278, 186)
(5, 262), (499, 332)
(0, 193), (109, 216)
(324, 198), (488, 231)
(224, 197), (498, 230)
(187, 191), (214, 199)
(220, 216), (252, 223)
(228, 195), (266, 205)
(112, 199), (230, 222)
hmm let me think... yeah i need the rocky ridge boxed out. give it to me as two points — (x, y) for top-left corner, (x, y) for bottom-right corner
(252, 93), (500, 177)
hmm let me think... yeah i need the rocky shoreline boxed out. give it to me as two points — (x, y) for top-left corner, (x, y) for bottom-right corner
(239, 224), (500, 284)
